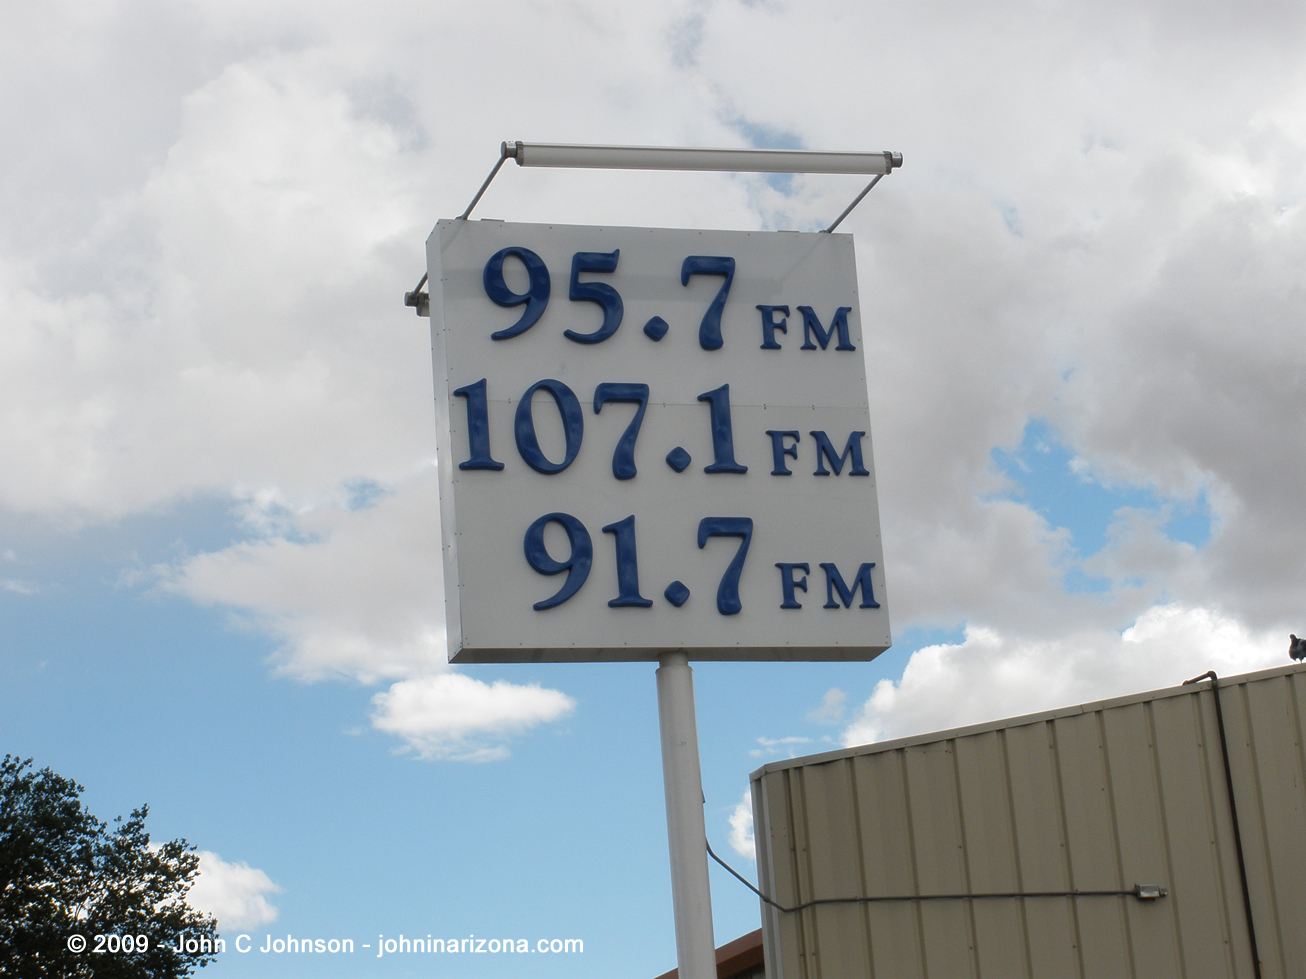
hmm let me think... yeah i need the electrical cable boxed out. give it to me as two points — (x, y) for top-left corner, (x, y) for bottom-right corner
(705, 838), (1164, 914)
(1183, 670), (1263, 979)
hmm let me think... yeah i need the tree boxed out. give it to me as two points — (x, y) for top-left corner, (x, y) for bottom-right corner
(0, 755), (218, 978)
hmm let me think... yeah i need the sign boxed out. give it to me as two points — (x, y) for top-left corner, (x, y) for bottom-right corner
(427, 219), (890, 662)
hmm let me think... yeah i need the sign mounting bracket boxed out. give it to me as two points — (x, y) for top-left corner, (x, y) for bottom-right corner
(404, 141), (903, 316)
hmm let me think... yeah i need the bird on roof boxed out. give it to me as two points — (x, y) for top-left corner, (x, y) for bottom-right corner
(1291, 635), (1306, 663)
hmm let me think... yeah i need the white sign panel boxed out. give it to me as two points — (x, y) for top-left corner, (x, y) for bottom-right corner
(428, 219), (890, 662)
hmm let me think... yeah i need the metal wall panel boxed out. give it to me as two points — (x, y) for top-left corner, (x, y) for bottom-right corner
(752, 663), (1306, 979)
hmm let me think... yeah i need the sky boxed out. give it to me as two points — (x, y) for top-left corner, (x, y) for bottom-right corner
(2, 1), (1304, 976)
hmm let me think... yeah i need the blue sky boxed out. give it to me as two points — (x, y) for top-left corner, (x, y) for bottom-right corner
(0, 431), (1229, 976)
(1, 506), (935, 976)
(2, 3), (1304, 978)
(990, 418), (1212, 591)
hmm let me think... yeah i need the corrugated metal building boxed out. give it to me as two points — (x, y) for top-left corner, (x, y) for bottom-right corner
(751, 662), (1306, 978)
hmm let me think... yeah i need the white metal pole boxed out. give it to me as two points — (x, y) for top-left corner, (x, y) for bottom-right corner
(656, 651), (717, 979)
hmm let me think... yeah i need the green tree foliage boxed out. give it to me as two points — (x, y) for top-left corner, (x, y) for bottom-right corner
(0, 755), (218, 977)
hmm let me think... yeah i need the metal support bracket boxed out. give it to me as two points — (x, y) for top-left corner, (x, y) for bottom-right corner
(822, 172), (885, 233)
(404, 141), (903, 315)
(459, 141), (514, 221)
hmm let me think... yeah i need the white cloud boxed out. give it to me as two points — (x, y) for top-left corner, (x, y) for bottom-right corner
(4, 1), (1306, 767)
(158, 472), (579, 761)
(0, 2), (746, 762)
(187, 851), (281, 929)
(843, 604), (1289, 748)
(807, 688), (847, 724)
(748, 736), (817, 760)
(728, 788), (754, 861)
(158, 473), (446, 684)
(370, 672), (575, 762)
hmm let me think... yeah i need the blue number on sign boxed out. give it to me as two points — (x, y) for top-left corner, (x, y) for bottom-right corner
(484, 247), (551, 340)
(682, 256), (736, 350)
(452, 378), (504, 471)
(566, 250), (623, 343)
(515, 380), (584, 474)
(697, 517), (753, 615)
(593, 383), (649, 480)
(524, 513), (593, 610)
(603, 516), (653, 607)
(697, 385), (747, 473)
